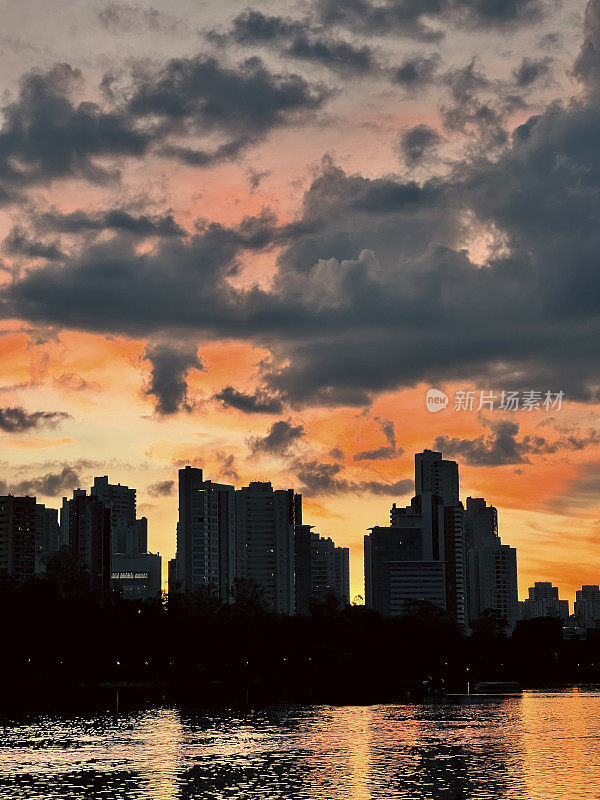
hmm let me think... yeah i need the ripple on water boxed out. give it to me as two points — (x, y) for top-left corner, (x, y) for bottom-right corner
(1, 692), (599, 799)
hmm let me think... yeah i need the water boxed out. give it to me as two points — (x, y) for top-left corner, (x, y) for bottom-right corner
(1, 690), (599, 799)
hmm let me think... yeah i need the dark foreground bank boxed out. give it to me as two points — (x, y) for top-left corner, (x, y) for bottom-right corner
(2, 568), (600, 711)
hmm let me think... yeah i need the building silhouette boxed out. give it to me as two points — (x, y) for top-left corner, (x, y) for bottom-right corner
(365, 450), (466, 625)
(465, 497), (518, 629)
(60, 478), (161, 601)
(91, 476), (136, 555)
(235, 482), (298, 615)
(334, 544), (350, 605)
(0, 495), (36, 580)
(34, 503), (59, 575)
(518, 581), (569, 621)
(415, 448), (459, 504)
(175, 466), (235, 598)
(61, 489), (111, 598)
(574, 585), (600, 629)
(295, 524), (350, 613)
(93, 476), (161, 600)
(174, 467), (303, 613)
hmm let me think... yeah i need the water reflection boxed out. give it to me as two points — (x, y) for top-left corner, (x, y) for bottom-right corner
(1, 691), (600, 799)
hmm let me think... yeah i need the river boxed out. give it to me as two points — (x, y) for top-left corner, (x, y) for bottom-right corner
(1, 689), (598, 798)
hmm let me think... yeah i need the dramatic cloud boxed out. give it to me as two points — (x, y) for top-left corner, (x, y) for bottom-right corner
(0, 63), (150, 193)
(214, 386), (284, 414)
(434, 421), (600, 466)
(0, 54), (330, 199)
(393, 55), (441, 89)
(396, 124), (445, 165)
(125, 54), (330, 165)
(249, 419), (305, 455)
(1, 465), (81, 497)
(513, 56), (552, 87)
(294, 458), (412, 496)
(573, 0), (600, 89)
(36, 209), (186, 238)
(0, 406), (71, 433)
(210, 10), (377, 76)
(3, 227), (63, 260)
(142, 342), (204, 415)
(354, 417), (402, 460)
(315, 0), (548, 40)
(146, 479), (176, 496)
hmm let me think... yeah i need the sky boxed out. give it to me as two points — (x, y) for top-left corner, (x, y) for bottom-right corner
(1, 0), (600, 603)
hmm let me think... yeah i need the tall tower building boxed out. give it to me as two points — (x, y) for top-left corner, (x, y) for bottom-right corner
(334, 545), (350, 605)
(574, 585), (600, 629)
(62, 490), (112, 598)
(295, 526), (349, 613)
(465, 497), (518, 629)
(415, 449), (459, 505)
(235, 482), (298, 615)
(90, 476), (161, 600)
(0, 495), (36, 580)
(364, 450), (466, 626)
(175, 466), (235, 597)
(91, 476), (136, 555)
(34, 503), (60, 574)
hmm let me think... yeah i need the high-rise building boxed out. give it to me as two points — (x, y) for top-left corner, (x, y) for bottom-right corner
(91, 476), (136, 555)
(295, 526), (349, 613)
(334, 545), (350, 605)
(0, 495), (36, 580)
(235, 482), (297, 615)
(574, 585), (600, 629)
(61, 490), (112, 598)
(34, 503), (60, 574)
(415, 449), (459, 505)
(465, 497), (518, 629)
(88, 476), (161, 601)
(364, 450), (466, 626)
(175, 466), (235, 598)
(518, 581), (569, 621)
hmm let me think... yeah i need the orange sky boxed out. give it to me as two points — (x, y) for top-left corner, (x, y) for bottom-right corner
(0, 0), (598, 609)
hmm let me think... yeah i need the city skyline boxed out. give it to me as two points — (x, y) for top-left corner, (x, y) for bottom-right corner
(0, 447), (595, 613)
(1, 0), (600, 608)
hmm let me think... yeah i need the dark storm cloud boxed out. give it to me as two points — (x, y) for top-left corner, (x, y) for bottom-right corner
(209, 10), (377, 76)
(395, 124), (445, 165)
(249, 419), (305, 455)
(434, 419), (530, 465)
(142, 342), (204, 415)
(434, 421), (600, 466)
(573, 0), (600, 89)
(146, 479), (175, 496)
(214, 386), (284, 414)
(3, 227), (64, 261)
(293, 458), (412, 496)
(6, 12), (600, 410)
(36, 209), (186, 238)
(0, 55), (329, 198)
(513, 57), (552, 87)
(0, 63), (150, 192)
(315, 0), (548, 40)
(393, 55), (441, 88)
(125, 54), (329, 155)
(1, 465), (81, 497)
(0, 406), (71, 433)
